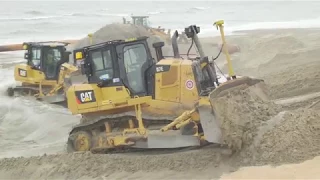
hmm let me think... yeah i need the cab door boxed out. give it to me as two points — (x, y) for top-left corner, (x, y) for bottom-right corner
(41, 46), (64, 81)
(116, 41), (153, 97)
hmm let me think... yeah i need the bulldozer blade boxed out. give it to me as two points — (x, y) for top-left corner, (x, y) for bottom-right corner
(211, 76), (269, 101)
(198, 76), (268, 144)
(38, 94), (66, 104)
(132, 130), (200, 149)
(198, 105), (223, 144)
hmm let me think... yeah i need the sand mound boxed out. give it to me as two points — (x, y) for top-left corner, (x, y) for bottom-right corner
(263, 61), (320, 99)
(257, 46), (320, 77)
(246, 108), (320, 165)
(69, 23), (171, 62)
(210, 82), (282, 152)
(221, 32), (320, 99)
(231, 35), (305, 73)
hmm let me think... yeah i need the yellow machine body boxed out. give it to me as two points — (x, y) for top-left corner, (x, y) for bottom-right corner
(66, 21), (267, 153)
(68, 59), (199, 116)
(14, 64), (57, 86)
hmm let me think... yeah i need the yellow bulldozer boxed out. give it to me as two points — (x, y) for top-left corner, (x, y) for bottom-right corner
(6, 41), (78, 106)
(65, 20), (267, 153)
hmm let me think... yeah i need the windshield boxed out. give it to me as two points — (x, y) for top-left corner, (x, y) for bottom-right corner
(91, 49), (113, 80)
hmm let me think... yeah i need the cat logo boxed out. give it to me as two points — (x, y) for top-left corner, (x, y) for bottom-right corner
(18, 68), (27, 77)
(155, 65), (170, 73)
(156, 66), (164, 72)
(75, 90), (96, 104)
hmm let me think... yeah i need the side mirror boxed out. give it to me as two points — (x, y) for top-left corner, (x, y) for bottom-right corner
(62, 51), (71, 63)
(152, 41), (165, 61)
(24, 52), (30, 59)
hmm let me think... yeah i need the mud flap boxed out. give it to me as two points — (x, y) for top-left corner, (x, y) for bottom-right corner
(132, 130), (200, 149)
(198, 105), (222, 144)
(38, 94), (66, 103)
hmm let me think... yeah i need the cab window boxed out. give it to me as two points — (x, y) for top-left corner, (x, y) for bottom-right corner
(91, 49), (113, 80)
(31, 47), (41, 66)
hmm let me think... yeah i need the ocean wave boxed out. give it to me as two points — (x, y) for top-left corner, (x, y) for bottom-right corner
(189, 6), (211, 11)
(231, 17), (320, 31)
(65, 13), (87, 17)
(102, 13), (129, 17)
(187, 16), (320, 37)
(8, 29), (43, 35)
(66, 12), (128, 17)
(24, 10), (43, 15)
(99, 8), (109, 12)
(0, 11), (130, 22)
(0, 15), (62, 22)
(147, 11), (165, 15)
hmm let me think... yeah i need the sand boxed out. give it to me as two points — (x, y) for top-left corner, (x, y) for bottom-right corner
(0, 148), (236, 180)
(221, 155), (320, 179)
(1, 25), (320, 179)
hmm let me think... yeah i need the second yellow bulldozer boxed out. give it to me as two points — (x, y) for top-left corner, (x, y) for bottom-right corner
(65, 20), (268, 153)
(7, 41), (78, 106)
(123, 15), (189, 45)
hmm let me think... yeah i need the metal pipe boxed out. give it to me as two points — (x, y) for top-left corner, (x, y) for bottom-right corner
(0, 39), (79, 52)
(191, 26), (205, 59)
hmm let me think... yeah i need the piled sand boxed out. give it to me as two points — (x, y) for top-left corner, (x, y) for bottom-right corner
(246, 108), (320, 166)
(69, 23), (172, 63)
(210, 78), (320, 167)
(209, 82), (282, 152)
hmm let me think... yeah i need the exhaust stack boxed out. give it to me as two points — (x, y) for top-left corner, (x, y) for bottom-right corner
(171, 30), (180, 58)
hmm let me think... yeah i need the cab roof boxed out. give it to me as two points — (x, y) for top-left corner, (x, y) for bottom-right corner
(23, 41), (69, 47)
(78, 36), (149, 52)
(131, 15), (149, 18)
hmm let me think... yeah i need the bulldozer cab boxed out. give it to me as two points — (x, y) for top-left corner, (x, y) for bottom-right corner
(73, 27), (219, 99)
(131, 16), (150, 28)
(23, 42), (71, 80)
(73, 37), (154, 97)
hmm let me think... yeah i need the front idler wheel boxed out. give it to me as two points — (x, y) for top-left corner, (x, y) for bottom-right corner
(67, 131), (92, 153)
